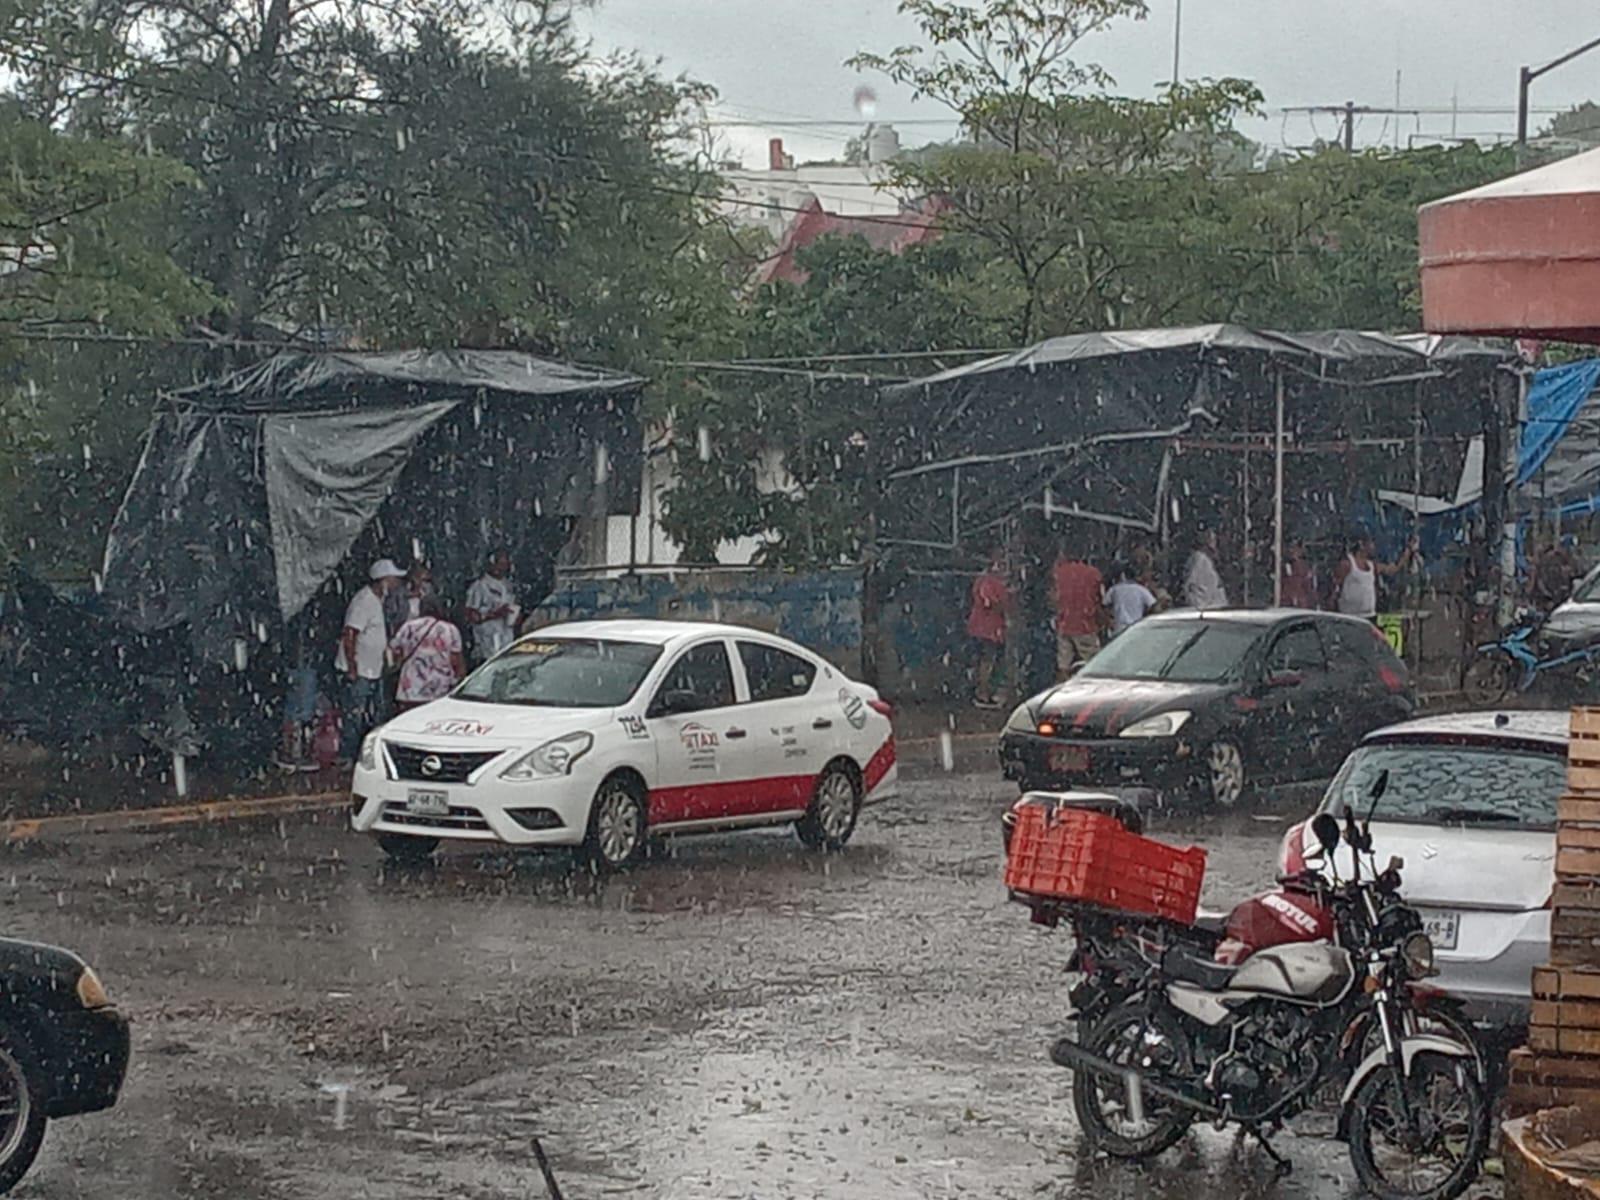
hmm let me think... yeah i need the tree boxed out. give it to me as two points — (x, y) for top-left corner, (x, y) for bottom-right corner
(848, 0), (1262, 341)
(0, 108), (214, 567)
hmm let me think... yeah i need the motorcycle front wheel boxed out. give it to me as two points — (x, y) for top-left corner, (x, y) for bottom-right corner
(1348, 1051), (1489, 1200)
(1463, 654), (1513, 707)
(1071, 1002), (1194, 1159)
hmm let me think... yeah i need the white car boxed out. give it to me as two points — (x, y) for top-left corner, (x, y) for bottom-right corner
(350, 620), (899, 869)
(1281, 710), (1562, 1025)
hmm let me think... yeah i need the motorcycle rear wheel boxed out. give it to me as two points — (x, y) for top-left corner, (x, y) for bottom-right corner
(1071, 1002), (1193, 1159)
(1348, 1051), (1489, 1200)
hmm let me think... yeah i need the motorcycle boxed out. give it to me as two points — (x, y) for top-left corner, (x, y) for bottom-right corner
(1040, 778), (1489, 1200)
(1463, 604), (1600, 705)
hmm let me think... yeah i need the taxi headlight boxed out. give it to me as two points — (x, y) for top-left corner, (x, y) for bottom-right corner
(1401, 931), (1438, 979)
(501, 732), (594, 781)
(76, 966), (111, 1010)
(1119, 710), (1192, 738)
(358, 732), (380, 772)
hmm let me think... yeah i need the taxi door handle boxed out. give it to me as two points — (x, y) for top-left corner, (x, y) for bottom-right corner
(725, 727), (748, 739)
(812, 719), (833, 730)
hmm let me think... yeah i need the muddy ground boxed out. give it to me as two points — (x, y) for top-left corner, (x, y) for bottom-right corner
(4, 772), (1499, 1199)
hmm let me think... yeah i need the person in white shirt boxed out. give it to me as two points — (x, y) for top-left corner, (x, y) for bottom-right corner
(1105, 564), (1158, 635)
(465, 548), (519, 663)
(1183, 528), (1229, 609)
(1333, 533), (1416, 619)
(335, 559), (405, 761)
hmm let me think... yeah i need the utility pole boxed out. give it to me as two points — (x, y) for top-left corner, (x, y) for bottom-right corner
(1172, 0), (1182, 83)
(1343, 100), (1355, 152)
(1518, 34), (1600, 149)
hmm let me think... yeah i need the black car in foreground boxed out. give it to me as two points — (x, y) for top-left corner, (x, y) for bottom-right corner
(999, 608), (1415, 807)
(0, 937), (129, 1193)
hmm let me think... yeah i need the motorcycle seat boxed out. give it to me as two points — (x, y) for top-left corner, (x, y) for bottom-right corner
(1162, 944), (1235, 992)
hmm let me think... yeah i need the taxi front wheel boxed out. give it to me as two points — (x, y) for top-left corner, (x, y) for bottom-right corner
(377, 833), (438, 863)
(584, 775), (647, 872)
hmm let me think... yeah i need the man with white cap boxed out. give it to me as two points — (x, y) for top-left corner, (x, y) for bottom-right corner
(336, 558), (405, 762)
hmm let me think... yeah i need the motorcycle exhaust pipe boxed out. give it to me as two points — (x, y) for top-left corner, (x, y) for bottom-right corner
(1049, 1037), (1220, 1119)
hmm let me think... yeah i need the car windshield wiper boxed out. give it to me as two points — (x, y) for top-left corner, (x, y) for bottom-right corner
(1424, 806), (1522, 824)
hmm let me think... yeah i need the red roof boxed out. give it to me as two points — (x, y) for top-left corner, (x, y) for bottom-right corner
(1420, 147), (1600, 343)
(754, 196), (945, 285)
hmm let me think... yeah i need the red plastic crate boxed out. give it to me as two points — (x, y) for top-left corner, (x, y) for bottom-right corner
(1003, 805), (1207, 925)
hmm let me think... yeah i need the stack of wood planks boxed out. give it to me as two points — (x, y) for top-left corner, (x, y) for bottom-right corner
(1509, 707), (1600, 1116)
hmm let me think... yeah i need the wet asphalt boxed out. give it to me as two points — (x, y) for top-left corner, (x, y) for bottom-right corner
(2, 771), (1500, 1200)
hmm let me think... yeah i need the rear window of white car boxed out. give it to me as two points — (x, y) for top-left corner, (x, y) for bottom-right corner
(456, 638), (663, 708)
(1322, 741), (1564, 829)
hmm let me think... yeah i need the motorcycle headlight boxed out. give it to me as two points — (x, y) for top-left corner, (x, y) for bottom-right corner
(358, 732), (380, 772)
(1005, 702), (1036, 732)
(1118, 710), (1192, 738)
(500, 731), (594, 781)
(1401, 931), (1438, 979)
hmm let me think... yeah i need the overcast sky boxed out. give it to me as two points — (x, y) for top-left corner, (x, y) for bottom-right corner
(578, 1), (1600, 166)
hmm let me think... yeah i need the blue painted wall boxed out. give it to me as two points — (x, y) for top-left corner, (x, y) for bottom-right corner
(533, 569), (865, 677)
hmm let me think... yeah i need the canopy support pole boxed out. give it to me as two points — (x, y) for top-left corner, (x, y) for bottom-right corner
(1242, 416), (1252, 607)
(1412, 383), (1424, 673)
(1273, 369), (1285, 607)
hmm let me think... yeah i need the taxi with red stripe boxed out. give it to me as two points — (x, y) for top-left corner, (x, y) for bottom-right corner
(351, 620), (897, 868)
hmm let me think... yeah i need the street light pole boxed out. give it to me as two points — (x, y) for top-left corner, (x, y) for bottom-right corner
(1517, 34), (1600, 148)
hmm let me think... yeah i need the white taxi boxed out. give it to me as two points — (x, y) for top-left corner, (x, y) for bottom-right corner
(350, 620), (899, 869)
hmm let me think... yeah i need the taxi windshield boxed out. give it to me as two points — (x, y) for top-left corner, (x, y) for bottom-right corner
(455, 638), (662, 708)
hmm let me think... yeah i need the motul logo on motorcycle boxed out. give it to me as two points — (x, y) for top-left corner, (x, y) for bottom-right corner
(1261, 892), (1321, 935)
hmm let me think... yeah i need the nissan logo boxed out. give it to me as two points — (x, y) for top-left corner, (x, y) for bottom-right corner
(420, 755), (443, 777)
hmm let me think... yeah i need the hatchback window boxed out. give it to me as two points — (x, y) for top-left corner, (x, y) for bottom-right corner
(738, 641), (816, 702)
(1322, 742), (1564, 828)
(1081, 620), (1258, 683)
(1267, 626), (1324, 674)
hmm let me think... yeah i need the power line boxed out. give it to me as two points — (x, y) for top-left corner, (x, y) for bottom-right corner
(0, 34), (1459, 263)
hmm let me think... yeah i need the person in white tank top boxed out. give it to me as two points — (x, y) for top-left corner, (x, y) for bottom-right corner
(1332, 534), (1416, 618)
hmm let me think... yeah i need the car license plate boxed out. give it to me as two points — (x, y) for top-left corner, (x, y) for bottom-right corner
(1418, 908), (1459, 952)
(406, 789), (450, 817)
(1048, 745), (1090, 774)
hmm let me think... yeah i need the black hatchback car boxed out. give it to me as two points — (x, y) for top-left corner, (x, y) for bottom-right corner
(999, 609), (1415, 806)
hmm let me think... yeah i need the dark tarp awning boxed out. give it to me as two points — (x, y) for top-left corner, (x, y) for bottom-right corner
(876, 324), (1517, 552)
(103, 350), (645, 664)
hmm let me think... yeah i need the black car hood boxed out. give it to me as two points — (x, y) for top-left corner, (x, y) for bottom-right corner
(0, 937), (89, 1007)
(1036, 677), (1231, 736)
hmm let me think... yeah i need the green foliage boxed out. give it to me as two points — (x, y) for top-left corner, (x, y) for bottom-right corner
(0, 109), (212, 338)
(657, 1), (1519, 566)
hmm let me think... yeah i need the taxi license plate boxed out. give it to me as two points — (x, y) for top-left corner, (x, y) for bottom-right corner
(406, 789), (450, 817)
(1048, 745), (1090, 774)
(1418, 908), (1459, 952)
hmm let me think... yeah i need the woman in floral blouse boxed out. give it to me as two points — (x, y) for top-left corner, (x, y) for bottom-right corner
(389, 594), (468, 711)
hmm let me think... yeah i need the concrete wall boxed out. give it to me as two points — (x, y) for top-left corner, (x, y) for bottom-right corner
(532, 567), (865, 678)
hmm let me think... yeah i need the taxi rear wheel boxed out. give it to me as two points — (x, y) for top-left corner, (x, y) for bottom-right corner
(797, 762), (861, 850)
(584, 775), (647, 872)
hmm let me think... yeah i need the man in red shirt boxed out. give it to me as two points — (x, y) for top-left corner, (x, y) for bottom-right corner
(967, 548), (1012, 709)
(1052, 548), (1104, 677)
